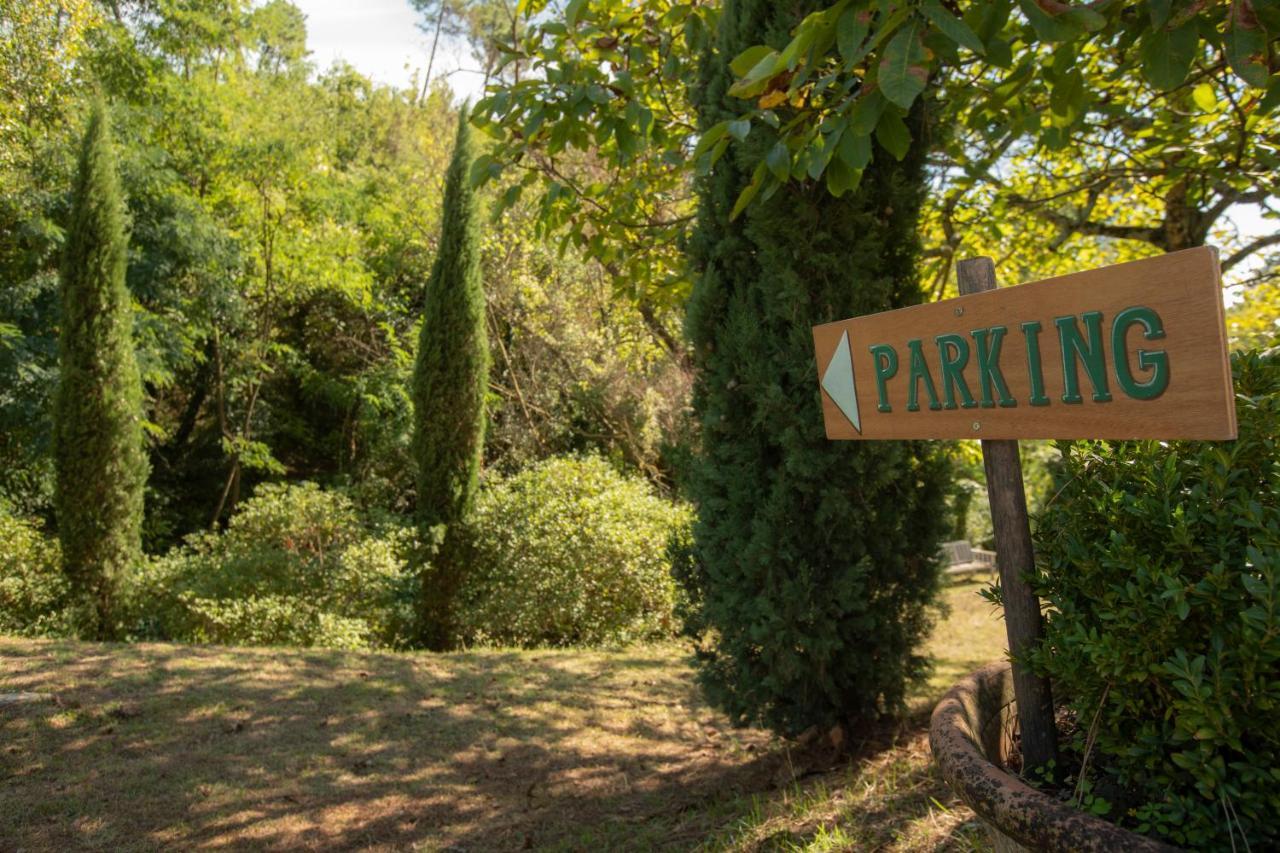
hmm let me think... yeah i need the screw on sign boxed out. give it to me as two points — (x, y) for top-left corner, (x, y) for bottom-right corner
(812, 247), (1236, 775)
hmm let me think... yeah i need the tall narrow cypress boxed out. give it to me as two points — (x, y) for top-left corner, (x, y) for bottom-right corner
(412, 107), (490, 650)
(54, 99), (148, 640)
(682, 1), (951, 735)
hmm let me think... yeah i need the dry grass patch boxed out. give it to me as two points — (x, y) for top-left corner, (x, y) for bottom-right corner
(684, 579), (1005, 853)
(0, 581), (1005, 851)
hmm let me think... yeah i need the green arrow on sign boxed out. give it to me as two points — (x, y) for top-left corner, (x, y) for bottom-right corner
(821, 330), (861, 433)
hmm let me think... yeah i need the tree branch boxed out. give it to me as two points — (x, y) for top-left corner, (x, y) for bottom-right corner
(1204, 185), (1271, 226)
(1222, 231), (1280, 273)
(1007, 193), (1163, 247)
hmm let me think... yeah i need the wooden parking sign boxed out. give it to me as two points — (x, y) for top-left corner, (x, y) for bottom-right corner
(815, 247), (1236, 775)
(812, 247), (1236, 441)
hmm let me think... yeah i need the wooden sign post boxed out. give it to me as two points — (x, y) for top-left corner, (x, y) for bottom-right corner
(955, 256), (1057, 773)
(812, 246), (1235, 776)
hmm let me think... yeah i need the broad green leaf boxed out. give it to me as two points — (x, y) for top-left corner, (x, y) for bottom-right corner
(692, 121), (730, 160)
(727, 119), (752, 141)
(837, 4), (871, 66)
(1018, 0), (1082, 43)
(501, 183), (523, 209)
(874, 109), (911, 160)
(695, 137), (730, 177)
(838, 127), (872, 169)
(804, 132), (837, 180)
(728, 51), (784, 99)
(849, 89), (886, 135)
(765, 142), (791, 181)
(730, 162), (768, 221)
(1062, 7), (1107, 32)
(1049, 69), (1085, 124)
(1148, 0), (1172, 28)
(523, 107), (547, 138)
(731, 45), (775, 77)
(878, 19), (930, 109)
(1257, 75), (1280, 115)
(1140, 24), (1197, 91)
(469, 153), (498, 187)
(614, 122), (639, 159)
(565, 0), (587, 29)
(626, 100), (652, 137)
(986, 36), (1013, 68)
(967, 1), (1012, 42)
(1226, 20), (1271, 88)
(825, 158), (862, 197)
(921, 0), (985, 55)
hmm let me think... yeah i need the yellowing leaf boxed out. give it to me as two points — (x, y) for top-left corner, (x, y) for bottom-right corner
(758, 89), (788, 109)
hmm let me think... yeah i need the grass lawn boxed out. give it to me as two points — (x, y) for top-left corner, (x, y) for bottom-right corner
(0, 580), (1006, 851)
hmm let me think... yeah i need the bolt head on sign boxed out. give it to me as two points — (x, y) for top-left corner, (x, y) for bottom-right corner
(812, 247), (1236, 441)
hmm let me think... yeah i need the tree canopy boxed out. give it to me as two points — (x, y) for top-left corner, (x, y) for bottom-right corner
(473, 0), (1279, 312)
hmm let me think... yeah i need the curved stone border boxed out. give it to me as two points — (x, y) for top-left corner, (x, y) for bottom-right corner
(929, 661), (1180, 853)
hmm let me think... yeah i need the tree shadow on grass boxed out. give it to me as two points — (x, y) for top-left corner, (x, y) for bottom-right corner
(1, 640), (793, 851)
(0, 638), (988, 852)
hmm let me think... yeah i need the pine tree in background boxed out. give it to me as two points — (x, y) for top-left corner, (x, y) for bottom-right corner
(681, 0), (952, 736)
(412, 106), (490, 650)
(54, 98), (149, 640)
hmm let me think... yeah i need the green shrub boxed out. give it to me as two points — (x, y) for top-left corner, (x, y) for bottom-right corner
(1031, 347), (1280, 850)
(132, 483), (415, 649)
(458, 455), (691, 647)
(0, 509), (72, 636)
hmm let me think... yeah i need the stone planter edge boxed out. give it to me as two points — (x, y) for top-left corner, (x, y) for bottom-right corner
(928, 660), (1180, 853)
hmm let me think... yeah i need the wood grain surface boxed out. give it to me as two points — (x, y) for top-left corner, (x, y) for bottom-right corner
(813, 246), (1236, 440)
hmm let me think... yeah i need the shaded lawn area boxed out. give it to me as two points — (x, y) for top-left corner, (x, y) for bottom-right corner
(0, 581), (1006, 851)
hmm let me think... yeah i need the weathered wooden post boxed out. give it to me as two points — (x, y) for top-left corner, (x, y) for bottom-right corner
(956, 256), (1056, 773)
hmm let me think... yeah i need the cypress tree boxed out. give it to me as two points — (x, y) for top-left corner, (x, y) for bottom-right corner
(54, 98), (148, 641)
(683, 1), (951, 736)
(412, 107), (490, 650)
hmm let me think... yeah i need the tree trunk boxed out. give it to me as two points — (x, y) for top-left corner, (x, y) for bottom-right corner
(419, 1), (448, 104)
(1159, 180), (1209, 252)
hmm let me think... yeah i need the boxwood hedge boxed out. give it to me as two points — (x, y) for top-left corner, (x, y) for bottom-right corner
(1031, 346), (1280, 849)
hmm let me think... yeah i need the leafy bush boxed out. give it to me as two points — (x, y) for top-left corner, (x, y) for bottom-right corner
(131, 483), (415, 649)
(457, 455), (691, 647)
(0, 509), (72, 636)
(1031, 347), (1280, 849)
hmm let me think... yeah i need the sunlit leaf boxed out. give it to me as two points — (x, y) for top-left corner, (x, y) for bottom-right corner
(1192, 82), (1218, 112)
